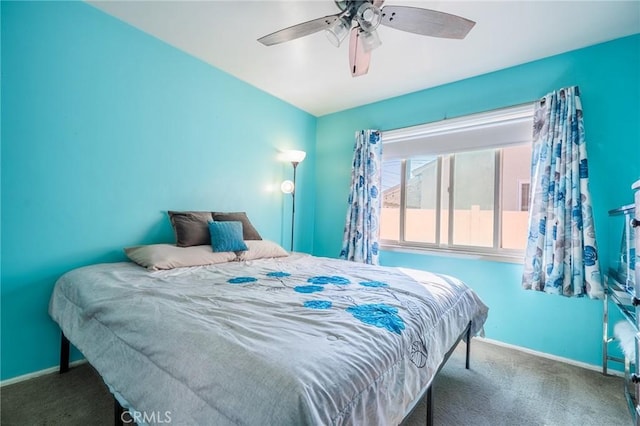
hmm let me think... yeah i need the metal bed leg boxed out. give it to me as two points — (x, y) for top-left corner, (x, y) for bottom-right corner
(426, 386), (433, 426)
(466, 323), (471, 370)
(60, 333), (70, 374)
(402, 321), (474, 426)
(114, 396), (126, 426)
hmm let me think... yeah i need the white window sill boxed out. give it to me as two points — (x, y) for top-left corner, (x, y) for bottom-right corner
(380, 243), (525, 264)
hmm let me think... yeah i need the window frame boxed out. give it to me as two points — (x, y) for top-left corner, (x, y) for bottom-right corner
(379, 104), (534, 263)
(518, 179), (531, 212)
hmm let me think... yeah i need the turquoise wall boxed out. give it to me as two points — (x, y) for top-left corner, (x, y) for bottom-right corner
(1, 2), (316, 380)
(315, 35), (640, 367)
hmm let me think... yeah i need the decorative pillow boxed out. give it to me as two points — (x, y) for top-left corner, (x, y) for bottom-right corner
(124, 244), (236, 270)
(209, 221), (248, 252)
(212, 212), (262, 240)
(168, 211), (214, 247)
(237, 240), (289, 261)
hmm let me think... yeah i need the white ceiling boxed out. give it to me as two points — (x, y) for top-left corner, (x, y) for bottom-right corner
(89, 0), (640, 117)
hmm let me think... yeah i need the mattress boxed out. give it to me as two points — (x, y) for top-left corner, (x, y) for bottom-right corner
(49, 253), (488, 425)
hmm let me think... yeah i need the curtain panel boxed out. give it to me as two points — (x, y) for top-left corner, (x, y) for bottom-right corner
(522, 86), (603, 299)
(340, 130), (382, 265)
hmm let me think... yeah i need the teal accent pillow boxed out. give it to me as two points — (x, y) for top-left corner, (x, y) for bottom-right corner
(208, 221), (248, 252)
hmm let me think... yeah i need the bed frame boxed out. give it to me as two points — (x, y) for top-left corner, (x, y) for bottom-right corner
(59, 321), (471, 426)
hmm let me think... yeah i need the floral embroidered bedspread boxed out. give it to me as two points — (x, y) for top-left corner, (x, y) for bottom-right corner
(50, 253), (488, 426)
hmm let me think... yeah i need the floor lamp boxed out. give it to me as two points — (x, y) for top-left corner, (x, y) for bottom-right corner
(281, 150), (306, 251)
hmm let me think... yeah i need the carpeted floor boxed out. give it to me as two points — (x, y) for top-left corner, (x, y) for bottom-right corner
(0, 339), (631, 426)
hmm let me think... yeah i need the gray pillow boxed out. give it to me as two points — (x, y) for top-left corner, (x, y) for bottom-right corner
(168, 211), (213, 247)
(212, 212), (262, 240)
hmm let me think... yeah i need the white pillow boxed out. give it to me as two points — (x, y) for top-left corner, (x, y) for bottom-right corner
(124, 244), (236, 270)
(238, 240), (289, 261)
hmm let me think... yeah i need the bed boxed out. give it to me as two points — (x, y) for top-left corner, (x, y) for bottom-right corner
(49, 241), (488, 425)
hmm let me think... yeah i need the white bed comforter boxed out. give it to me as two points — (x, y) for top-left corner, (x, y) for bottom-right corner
(49, 254), (488, 426)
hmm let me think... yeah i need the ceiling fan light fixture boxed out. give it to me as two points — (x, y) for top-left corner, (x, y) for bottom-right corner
(356, 3), (382, 32)
(258, 1), (476, 78)
(360, 28), (382, 52)
(325, 17), (350, 47)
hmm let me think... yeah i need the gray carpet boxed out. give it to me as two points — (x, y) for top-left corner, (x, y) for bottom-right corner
(0, 340), (631, 425)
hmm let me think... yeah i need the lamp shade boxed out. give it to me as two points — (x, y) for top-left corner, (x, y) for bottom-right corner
(282, 150), (306, 164)
(356, 3), (382, 31)
(360, 29), (382, 52)
(325, 18), (350, 47)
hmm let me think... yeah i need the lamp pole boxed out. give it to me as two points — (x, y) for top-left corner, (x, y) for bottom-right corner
(281, 149), (305, 252)
(290, 161), (299, 252)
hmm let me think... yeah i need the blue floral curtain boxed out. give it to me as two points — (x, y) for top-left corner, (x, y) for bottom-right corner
(340, 130), (382, 265)
(522, 86), (603, 299)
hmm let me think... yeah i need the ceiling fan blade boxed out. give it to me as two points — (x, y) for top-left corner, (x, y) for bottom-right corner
(373, 0), (385, 7)
(380, 6), (475, 39)
(349, 27), (371, 77)
(258, 14), (341, 46)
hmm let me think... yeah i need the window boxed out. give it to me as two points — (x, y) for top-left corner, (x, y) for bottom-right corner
(380, 104), (534, 261)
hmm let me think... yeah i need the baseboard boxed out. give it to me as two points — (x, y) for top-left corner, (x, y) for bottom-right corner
(475, 337), (624, 378)
(0, 359), (88, 387)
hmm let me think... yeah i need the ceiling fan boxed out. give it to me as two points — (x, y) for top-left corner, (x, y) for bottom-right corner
(257, 0), (475, 77)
